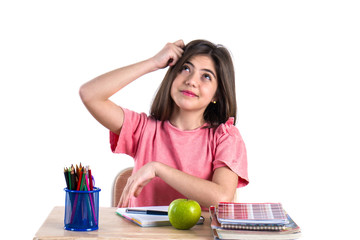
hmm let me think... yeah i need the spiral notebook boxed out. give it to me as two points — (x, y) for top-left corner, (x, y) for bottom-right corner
(210, 206), (302, 239)
(217, 202), (289, 230)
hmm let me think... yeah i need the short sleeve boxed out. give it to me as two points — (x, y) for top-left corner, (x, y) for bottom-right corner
(110, 108), (148, 157)
(213, 118), (249, 188)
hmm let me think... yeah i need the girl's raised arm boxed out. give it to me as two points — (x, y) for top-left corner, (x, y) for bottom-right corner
(79, 40), (185, 135)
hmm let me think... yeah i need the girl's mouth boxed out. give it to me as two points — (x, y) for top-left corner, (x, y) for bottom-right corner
(181, 90), (198, 97)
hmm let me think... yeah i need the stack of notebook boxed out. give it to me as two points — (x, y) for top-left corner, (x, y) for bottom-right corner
(210, 202), (301, 240)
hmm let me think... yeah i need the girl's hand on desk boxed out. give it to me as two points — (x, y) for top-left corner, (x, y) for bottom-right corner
(150, 40), (185, 70)
(118, 162), (157, 208)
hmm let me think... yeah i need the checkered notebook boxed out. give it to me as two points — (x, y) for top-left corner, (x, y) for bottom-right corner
(217, 202), (289, 229)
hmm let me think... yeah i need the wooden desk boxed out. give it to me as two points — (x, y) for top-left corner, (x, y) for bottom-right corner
(34, 206), (213, 240)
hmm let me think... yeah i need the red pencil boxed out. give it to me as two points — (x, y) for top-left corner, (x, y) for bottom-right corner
(76, 167), (83, 191)
(88, 166), (93, 191)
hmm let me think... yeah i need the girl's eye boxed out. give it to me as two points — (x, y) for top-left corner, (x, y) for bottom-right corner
(181, 65), (190, 72)
(203, 74), (211, 81)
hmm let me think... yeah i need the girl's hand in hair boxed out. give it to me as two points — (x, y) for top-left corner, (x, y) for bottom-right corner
(151, 40), (185, 69)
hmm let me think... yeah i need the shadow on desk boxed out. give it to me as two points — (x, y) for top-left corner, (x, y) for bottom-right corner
(34, 206), (212, 240)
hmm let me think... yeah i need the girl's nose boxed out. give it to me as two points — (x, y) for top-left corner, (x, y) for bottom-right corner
(185, 74), (198, 87)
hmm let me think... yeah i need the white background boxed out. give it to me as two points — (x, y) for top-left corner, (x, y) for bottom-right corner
(1, 1), (359, 239)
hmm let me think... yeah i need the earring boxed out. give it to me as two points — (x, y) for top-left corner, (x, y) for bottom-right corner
(212, 100), (216, 104)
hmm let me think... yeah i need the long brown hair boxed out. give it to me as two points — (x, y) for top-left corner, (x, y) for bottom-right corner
(150, 39), (237, 128)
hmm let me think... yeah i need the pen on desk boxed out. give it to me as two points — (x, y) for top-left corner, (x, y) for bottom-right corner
(126, 209), (168, 215)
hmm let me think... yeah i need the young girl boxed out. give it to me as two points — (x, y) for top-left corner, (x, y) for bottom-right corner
(79, 39), (249, 208)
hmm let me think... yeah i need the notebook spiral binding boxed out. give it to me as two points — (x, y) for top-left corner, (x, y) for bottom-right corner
(221, 223), (286, 231)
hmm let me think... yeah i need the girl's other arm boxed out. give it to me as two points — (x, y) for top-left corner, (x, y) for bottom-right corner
(79, 40), (185, 134)
(119, 162), (238, 208)
(157, 164), (238, 207)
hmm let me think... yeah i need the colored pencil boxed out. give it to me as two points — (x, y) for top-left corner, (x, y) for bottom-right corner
(68, 168), (72, 190)
(88, 167), (93, 191)
(64, 168), (70, 189)
(76, 167), (83, 191)
(85, 168), (97, 225)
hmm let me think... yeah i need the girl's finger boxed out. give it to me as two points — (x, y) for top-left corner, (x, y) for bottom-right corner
(168, 47), (183, 66)
(134, 186), (144, 197)
(173, 39), (185, 48)
(118, 178), (133, 207)
(118, 190), (127, 207)
(119, 190), (130, 207)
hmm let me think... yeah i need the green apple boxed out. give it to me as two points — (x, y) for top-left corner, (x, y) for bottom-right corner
(168, 199), (201, 230)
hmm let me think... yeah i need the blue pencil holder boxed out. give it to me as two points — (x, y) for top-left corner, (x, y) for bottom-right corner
(64, 187), (101, 231)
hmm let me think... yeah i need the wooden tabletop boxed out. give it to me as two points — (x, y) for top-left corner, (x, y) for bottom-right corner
(33, 206), (213, 240)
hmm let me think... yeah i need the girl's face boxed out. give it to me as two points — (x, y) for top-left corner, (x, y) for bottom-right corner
(170, 55), (218, 116)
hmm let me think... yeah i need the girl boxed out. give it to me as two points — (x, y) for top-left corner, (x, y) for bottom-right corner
(79, 39), (249, 208)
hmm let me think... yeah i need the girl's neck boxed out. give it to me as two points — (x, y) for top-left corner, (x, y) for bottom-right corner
(169, 109), (205, 131)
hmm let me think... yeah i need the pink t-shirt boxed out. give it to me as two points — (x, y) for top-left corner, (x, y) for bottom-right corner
(110, 108), (249, 207)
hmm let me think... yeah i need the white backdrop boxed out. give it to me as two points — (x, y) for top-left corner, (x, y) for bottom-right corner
(1, 1), (359, 239)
